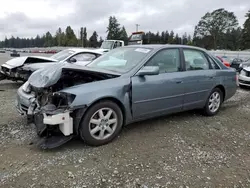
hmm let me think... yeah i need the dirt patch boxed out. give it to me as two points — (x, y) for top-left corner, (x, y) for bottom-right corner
(0, 82), (250, 187)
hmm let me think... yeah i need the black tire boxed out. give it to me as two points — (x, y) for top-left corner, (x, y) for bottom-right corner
(203, 88), (223, 116)
(239, 84), (245, 89)
(79, 100), (123, 146)
(0, 73), (6, 81)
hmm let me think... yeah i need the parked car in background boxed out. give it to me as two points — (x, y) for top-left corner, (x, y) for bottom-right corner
(238, 58), (250, 72)
(16, 45), (237, 149)
(10, 50), (20, 57)
(230, 58), (247, 71)
(238, 59), (250, 88)
(216, 56), (231, 67)
(0, 48), (103, 82)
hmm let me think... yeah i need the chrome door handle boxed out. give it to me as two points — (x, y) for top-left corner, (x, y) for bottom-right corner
(176, 80), (183, 84)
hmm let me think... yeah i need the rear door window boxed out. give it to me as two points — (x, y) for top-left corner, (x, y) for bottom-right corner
(183, 49), (210, 71)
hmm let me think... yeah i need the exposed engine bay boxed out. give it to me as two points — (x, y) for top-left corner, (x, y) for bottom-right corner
(0, 65), (32, 81)
(31, 68), (118, 107)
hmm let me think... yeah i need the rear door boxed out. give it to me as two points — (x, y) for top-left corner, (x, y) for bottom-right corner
(131, 48), (185, 119)
(181, 48), (217, 110)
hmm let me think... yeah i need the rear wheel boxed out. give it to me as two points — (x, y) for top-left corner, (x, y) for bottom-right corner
(203, 88), (223, 116)
(79, 101), (123, 146)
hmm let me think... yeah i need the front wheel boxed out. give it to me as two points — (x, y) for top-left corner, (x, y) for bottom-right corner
(79, 101), (123, 146)
(203, 88), (223, 116)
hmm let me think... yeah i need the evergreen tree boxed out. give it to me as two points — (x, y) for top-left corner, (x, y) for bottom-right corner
(168, 30), (174, 44)
(160, 31), (165, 44)
(164, 31), (169, 44)
(107, 16), (121, 40)
(65, 26), (78, 46)
(80, 27), (84, 47)
(173, 34), (180, 44)
(98, 36), (104, 47)
(119, 26), (128, 45)
(89, 31), (98, 48)
(187, 35), (193, 45)
(83, 27), (87, 47)
(44, 32), (53, 47)
(182, 32), (188, 45)
(241, 10), (250, 50)
(55, 28), (62, 46)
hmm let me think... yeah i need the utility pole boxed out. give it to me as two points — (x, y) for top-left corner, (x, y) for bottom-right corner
(77, 30), (80, 47)
(135, 24), (140, 32)
(82, 35), (83, 47)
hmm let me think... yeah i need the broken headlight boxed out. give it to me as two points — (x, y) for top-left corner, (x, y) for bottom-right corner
(22, 81), (31, 93)
(52, 92), (76, 107)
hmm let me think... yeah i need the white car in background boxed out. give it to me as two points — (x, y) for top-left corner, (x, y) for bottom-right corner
(238, 62), (250, 88)
(0, 48), (103, 82)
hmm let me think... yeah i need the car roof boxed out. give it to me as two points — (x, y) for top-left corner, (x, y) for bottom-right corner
(124, 44), (207, 52)
(66, 48), (103, 54)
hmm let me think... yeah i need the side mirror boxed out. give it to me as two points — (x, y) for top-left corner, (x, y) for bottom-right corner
(69, 58), (77, 63)
(136, 66), (159, 76)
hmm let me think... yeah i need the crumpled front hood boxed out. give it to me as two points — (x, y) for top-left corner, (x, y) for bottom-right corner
(28, 62), (67, 88)
(4, 56), (58, 68)
(5, 57), (28, 67)
(28, 62), (121, 89)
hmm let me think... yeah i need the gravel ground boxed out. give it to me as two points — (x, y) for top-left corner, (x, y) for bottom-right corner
(1, 54), (250, 187)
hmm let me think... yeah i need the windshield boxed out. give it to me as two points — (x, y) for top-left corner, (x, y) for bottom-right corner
(50, 49), (75, 61)
(100, 41), (114, 50)
(130, 34), (143, 41)
(87, 47), (152, 73)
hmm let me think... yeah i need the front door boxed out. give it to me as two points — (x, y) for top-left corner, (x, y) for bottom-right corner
(131, 48), (185, 119)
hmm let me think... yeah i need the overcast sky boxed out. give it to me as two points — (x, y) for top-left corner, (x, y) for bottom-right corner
(0, 0), (249, 40)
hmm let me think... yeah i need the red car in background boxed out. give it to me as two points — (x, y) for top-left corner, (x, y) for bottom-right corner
(216, 56), (231, 67)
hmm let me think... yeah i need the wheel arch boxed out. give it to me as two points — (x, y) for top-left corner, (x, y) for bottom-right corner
(88, 97), (127, 124)
(74, 96), (127, 134)
(214, 85), (226, 101)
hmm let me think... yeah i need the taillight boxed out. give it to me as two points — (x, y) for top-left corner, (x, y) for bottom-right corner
(224, 62), (230, 67)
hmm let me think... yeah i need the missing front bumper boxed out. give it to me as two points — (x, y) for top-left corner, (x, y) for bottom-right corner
(0, 68), (31, 81)
(35, 135), (74, 149)
(32, 110), (74, 149)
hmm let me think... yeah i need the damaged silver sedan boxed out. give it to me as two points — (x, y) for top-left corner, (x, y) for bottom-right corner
(16, 45), (237, 149)
(0, 48), (103, 82)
